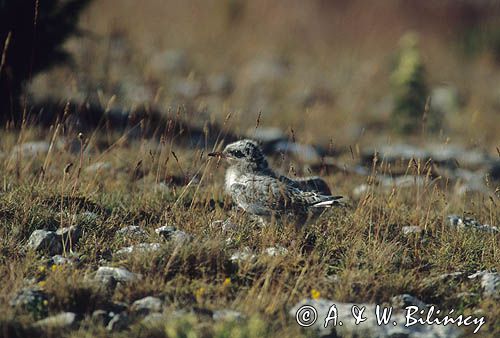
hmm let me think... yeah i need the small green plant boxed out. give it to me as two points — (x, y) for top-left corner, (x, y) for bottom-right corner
(0, 0), (92, 125)
(390, 32), (440, 134)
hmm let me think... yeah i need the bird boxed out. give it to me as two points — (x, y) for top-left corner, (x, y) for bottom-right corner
(208, 139), (343, 228)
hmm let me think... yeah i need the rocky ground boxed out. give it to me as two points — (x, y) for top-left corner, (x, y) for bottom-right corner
(0, 125), (498, 337)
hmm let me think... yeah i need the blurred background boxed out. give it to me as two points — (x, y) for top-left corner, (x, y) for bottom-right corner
(2, 0), (500, 149)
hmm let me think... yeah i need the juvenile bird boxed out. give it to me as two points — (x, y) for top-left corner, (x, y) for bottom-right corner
(209, 139), (343, 228)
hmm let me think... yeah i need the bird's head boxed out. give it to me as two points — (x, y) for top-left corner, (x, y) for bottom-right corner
(208, 139), (269, 172)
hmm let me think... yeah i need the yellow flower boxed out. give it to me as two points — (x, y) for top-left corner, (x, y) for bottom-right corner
(223, 277), (231, 287)
(311, 289), (320, 300)
(51, 264), (57, 272)
(195, 287), (206, 302)
(43, 300), (48, 306)
(38, 266), (46, 273)
(37, 280), (46, 287)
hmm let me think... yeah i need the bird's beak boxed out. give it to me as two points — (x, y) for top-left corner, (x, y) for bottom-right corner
(208, 151), (225, 158)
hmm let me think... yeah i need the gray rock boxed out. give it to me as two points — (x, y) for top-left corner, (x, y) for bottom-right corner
(352, 184), (370, 198)
(95, 266), (141, 284)
(469, 271), (500, 299)
(212, 309), (244, 322)
(141, 312), (165, 325)
(84, 162), (112, 174)
(11, 141), (51, 157)
(207, 73), (233, 96)
(273, 141), (320, 163)
(230, 247), (256, 263)
(27, 230), (62, 255)
(264, 246), (288, 257)
(116, 225), (148, 239)
(402, 226), (423, 235)
(155, 226), (192, 244)
(55, 225), (82, 244)
(79, 211), (99, 224)
(173, 79), (202, 99)
(211, 219), (238, 233)
(367, 144), (429, 162)
(107, 313), (129, 331)
(242, 57), (288, 85)
(447, 215), (499, 233)
(427, 144), (490, 168)
(247, 127), (286, 144)
(9, 288), (48, 316)
(290, 298), (461, 337)
(155, 225), (176, 238)
(34, 312), (76, 329)
(431, 86), (460, 115)
(131, 296), (163, 315)
(391, 294), (428, 309)
(378, 175), (427, 188)
(91, 309), (111, 326)
(115, 243), (161, 257)
(150, 49), (190, 75)
(436, 271), (464, 281)
(50, 255), (75, 266)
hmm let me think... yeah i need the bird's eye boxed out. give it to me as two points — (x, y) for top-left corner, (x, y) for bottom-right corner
(232, 150), (245, 158)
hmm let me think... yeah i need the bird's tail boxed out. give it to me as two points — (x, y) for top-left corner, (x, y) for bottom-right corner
(311, 195), (344, 208)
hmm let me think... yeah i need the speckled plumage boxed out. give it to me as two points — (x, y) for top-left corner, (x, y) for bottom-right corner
(210, 139), (343, 227)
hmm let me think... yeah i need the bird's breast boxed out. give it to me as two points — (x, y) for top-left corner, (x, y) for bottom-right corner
(225, 167), (240, 192)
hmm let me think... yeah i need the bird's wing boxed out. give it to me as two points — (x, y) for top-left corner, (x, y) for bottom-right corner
(230, 175), (299, 216)
(231, 175), (339, 216)
(290, 176), (332, 195)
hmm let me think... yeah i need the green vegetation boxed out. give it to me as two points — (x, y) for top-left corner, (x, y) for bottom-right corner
(391, 32), (441, 134)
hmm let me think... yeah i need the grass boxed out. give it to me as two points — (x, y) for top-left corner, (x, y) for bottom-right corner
(0, 123), (498, 337)
(1, 1), (500, 336)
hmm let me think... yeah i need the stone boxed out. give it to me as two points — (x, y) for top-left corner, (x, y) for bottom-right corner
(27, 230), (62, 255)
(106, 313), (129, 331)
(55, 225), (82, 244)
(447, 215), (499, 233)
(241, 57), (288, 85)
(91, 309), (111, 326)
(34, 312), (76, 329)
(469, 271), (500, 299)
(10, 288), (48, 317)
(402, 226), (423, 235)
(155, 226), (192, 244)
(264, 246), (288, 257)
(84, 162), (112, 174)
(391, 294), (428, 309)
(273, 141), (320, 164)
(212, 309), (244, 322)
(247, 127), (286, 145)
(207, 73), (233, 96)
(210, 219), (238, 233)
(141, 312), (164, 325)
(230, 248), (256, 263)
(352, 184), (370, 198)
(149, 49), (190, 76)
(116, 225), (148, 239)
(173, 79), (202, 99)
(115, 243), (161, 257)
(290, 298), (462, 337)
(11, 141), (51, 157)
(50, 255), (75, 266)
(131, 296), (163, 316)
(95, 266), (141, 284)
